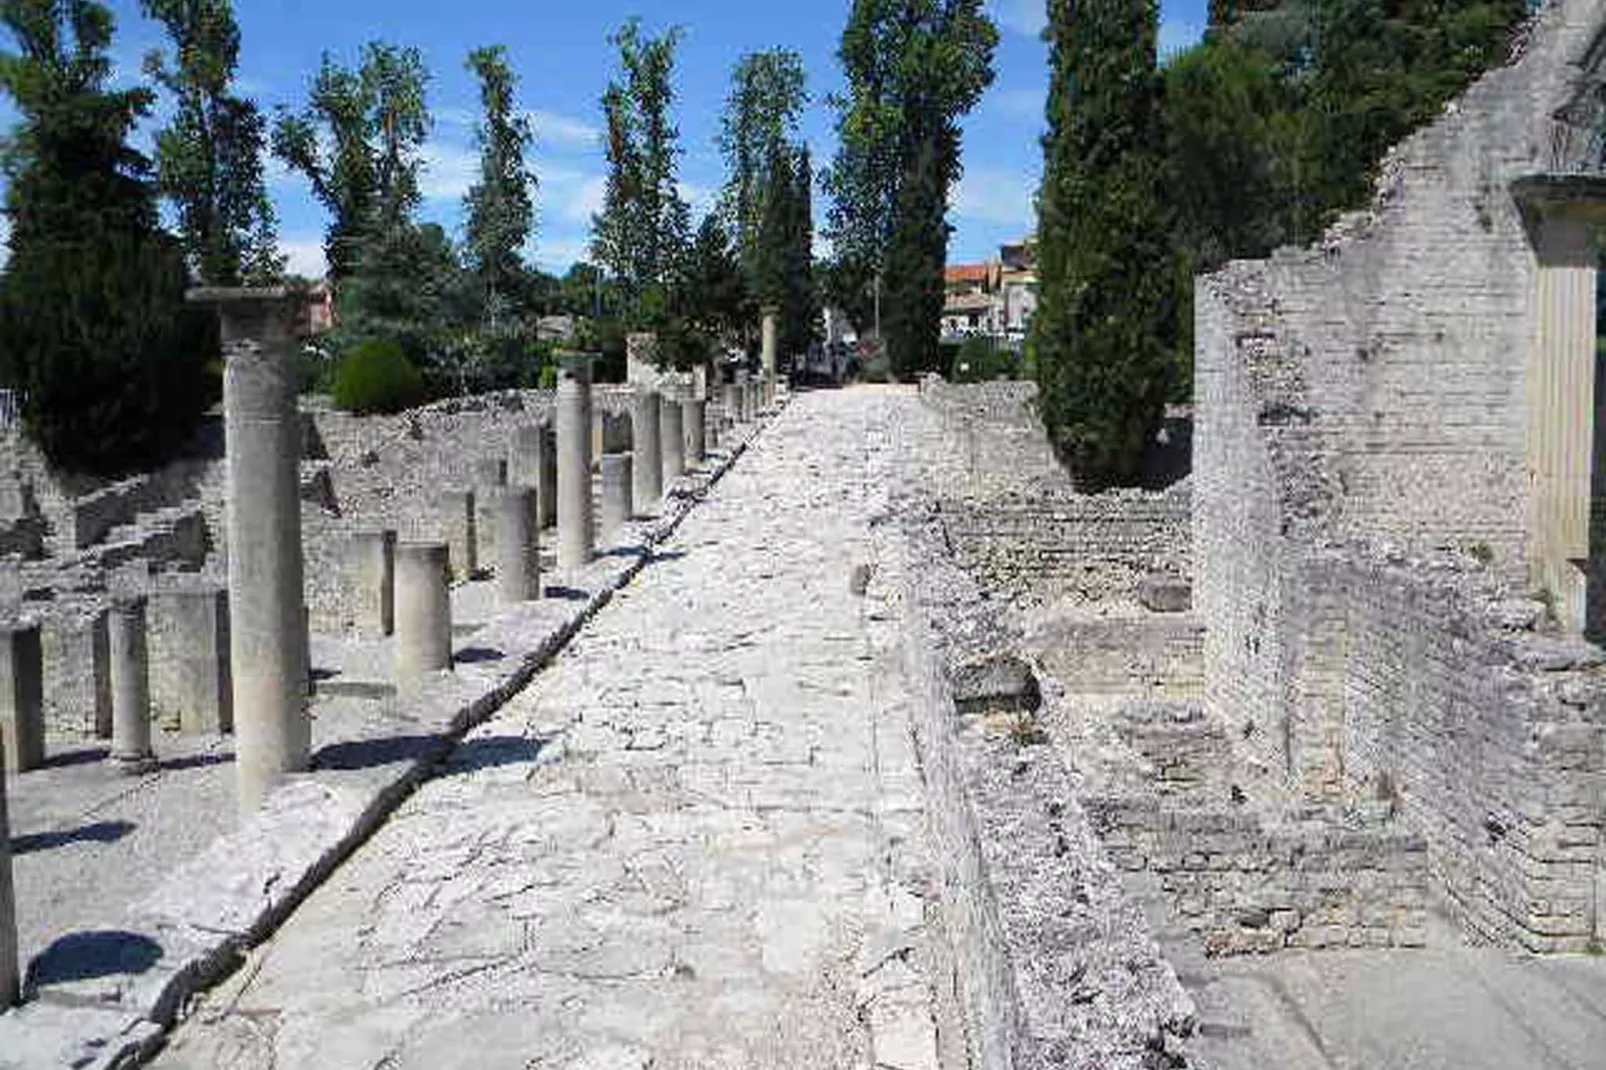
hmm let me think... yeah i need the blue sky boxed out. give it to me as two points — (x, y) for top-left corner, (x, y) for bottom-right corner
(0, 0), (1208, 277)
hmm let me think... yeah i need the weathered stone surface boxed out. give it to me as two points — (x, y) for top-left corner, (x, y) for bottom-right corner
(1138, 574), (1192, 613)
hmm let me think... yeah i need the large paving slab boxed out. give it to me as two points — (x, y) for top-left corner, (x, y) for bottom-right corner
(147, 388), (942, 1070)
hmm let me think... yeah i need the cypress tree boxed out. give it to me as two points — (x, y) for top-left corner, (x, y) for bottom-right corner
(1033, 0), (1184, 487)
(0, 0), (215, 476)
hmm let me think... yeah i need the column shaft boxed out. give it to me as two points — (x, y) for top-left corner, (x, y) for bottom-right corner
(0, 624), (42, 775)
(395, 543), (452, 680)
(556, 358), (596, 569)
(660, 398), (685, 485)
(601, 454), (633, 543)
(631, 389), (663, 516)
(683, 399), (706, 467)
(496, 489), (540, 604)
(0, 742), (16, 1007)
(206, 290), (310, 813)
(108, 596), (156, 774)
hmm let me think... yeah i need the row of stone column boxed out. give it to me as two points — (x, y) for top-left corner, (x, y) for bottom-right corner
(0, 585), (231, 779)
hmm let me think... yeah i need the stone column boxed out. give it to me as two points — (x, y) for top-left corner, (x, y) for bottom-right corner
(761, 305), (779, 395)
(496, 489), (539, 604)
(475, 460), (508, 569)
(511, 423), (556, 530)
(555, 353), (597, 569)
(347, 530), (395, 638)
(1513, 175), (1606, 633)
(108, 596), (156, 774)
(438, 490), (477, 581)
(158, 586), (233, 735)
(90, 610), (112, 739)
(189, 288), (309, 814)
(660, 395), (685, 485)
(722, 383), (741, 430)
(600, 454), (633, 543)
(631, 388), (663, 516)
(0, 623), (41, 775)
(395, 542), (452, 681)
(683, 399), (706, 468)
(0, 738), (16, 1008)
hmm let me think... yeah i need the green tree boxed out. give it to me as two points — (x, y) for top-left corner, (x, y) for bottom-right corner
(823, 0), (997, 376)
(591, 18), (690, 319)
(1033, 0), (1184, 487)
(141, 0), (281, 285)
(0, 0), (215, 475)
(272, 42), (430, 279)
(754, 142), (818, 364)
(718, 49), (806, 287)
(463, 45), (534, 322)
(680, 210), (747, 347)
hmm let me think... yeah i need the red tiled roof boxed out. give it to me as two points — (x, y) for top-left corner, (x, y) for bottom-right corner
(945, 263), (991, 284)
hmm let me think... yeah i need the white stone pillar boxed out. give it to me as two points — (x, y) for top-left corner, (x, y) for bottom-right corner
(0, 740), (16, 1008)
(761, 306), (779, 398)
(0, 623), (42, 775)
(683, 399), (706, 468)
(158, 585), (233, 734)
(600, 454), (633, 543)
(347, 530), (395, 638)
(512, 423), (557, 530)
(475, 459), (509, 567)
(660, 395), (685, 485)
(496, 489), (539, 604)
(395, 542), (452, 681)
(190, 288), (309, 814)
(631, 388), (663, 516)
(1513, 175), (1606, 634)
(438, 490), (477, 582)
(108, 595), (156, 775)
(556, 353), (596, 569)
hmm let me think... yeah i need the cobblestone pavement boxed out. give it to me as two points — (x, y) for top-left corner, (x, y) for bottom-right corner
(151, 387), (942, 1070)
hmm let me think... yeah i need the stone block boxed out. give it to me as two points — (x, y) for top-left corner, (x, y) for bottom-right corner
(151, 585), (233, 735)
(0, 623), (42, 773)
(437, 490), (477, 581)
(1138, 574), (1193, 613)
(344, 530), (396, 638)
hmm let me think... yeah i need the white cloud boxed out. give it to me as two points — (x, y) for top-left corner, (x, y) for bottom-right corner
(533, 232), (593, 273)
(530, 109), (601, 150)
(990, 0), (1044, 37)
(952, 168), (1037, 227)
(1158, 20), (1205, 60)
(278, 236), (328, 279)
(421, 141), (479, 202)
(554, 174), (607, 225)
(679, 181), (717, 216)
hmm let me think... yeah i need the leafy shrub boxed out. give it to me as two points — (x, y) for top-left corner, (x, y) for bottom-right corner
(0, 230), (217, 477)
(950, 337), (1019, 382)
(331, 339), (427, 415)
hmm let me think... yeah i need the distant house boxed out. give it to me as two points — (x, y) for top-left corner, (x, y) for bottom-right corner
(941, 238), (1036, 340)
(305, 281), (334, 335)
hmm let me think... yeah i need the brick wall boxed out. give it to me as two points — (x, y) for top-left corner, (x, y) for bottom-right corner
(1194, 0), (1606, 949)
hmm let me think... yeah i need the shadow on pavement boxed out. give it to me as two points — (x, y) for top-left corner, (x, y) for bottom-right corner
(27, 930), (164, 989)
(12, 819), (137, 856)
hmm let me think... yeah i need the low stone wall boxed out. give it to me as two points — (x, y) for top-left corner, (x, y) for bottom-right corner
(945, 489), (1192, 606)
(1087, 797), (1430, 954)
(1031, 614), (1204, 699)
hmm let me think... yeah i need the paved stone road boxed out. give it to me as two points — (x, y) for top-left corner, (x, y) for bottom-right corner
(152, 388), (942, 1070)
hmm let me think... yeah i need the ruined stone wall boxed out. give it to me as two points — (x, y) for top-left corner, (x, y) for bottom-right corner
(917, 378), (1192, 607)
(1194, 0), (1606, 949)
(944, 488), (1191, 606)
